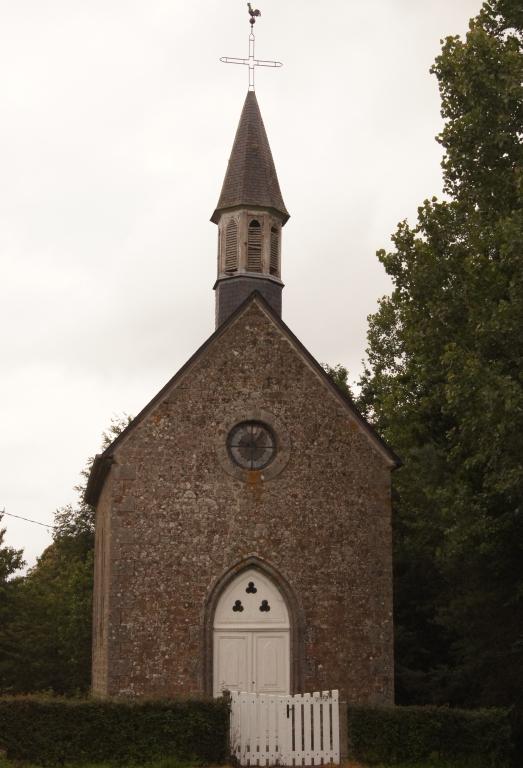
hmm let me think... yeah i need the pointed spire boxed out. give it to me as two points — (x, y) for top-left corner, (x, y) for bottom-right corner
(211, 91), (289, 225)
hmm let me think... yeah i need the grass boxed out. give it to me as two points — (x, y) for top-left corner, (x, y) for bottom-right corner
(0, 760), (490, 768)
(0, 758), (201, 768)
(341, 759), (490, 768)
(0, 758), (497, 768)
(345, 762), (490, 768)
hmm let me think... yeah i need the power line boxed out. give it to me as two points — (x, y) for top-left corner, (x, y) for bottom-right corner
(0, 508), (56, 529)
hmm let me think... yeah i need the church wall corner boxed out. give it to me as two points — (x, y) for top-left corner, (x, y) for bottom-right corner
(91, 474), (114, 698)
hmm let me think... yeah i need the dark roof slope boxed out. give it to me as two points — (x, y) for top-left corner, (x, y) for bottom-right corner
(211, 91), (289, 224)
(85, 293), (400, 507)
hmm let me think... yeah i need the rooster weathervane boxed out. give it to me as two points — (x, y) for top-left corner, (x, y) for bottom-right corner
(220, 3), (282, 91)
(247, 3), (261, 24)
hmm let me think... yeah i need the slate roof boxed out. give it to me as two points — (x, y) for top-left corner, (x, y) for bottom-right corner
(84, 292), (401, 507)
(211, 91), (290, 225)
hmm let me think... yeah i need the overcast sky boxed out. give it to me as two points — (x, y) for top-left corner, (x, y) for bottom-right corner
(1, 0), (481, 568)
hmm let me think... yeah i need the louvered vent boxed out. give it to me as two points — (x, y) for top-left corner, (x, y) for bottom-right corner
(224, 219), (238, 273)
(247, 220), (262, 272)
(270, 227), (279, 276)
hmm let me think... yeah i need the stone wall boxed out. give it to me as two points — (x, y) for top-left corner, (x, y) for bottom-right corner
(91, 479), (112, 695)
(92, 298), (394, 703)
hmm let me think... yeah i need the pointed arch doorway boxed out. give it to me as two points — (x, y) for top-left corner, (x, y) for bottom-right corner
(213, 568), (290, 697)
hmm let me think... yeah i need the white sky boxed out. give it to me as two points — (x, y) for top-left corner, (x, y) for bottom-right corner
(1, 0), (481, 569)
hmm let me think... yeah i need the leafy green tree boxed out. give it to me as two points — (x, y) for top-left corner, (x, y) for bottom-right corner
(322, 363), (354, 398)
(0, 515), (25, 687)
(1, 543), (94, 694)
(0, 514), (24, 586)
(359, 0), (523, 708)
(0, 415), (131, 694)
(53, 413), (132, 544)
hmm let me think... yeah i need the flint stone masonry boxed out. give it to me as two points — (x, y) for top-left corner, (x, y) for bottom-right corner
(92, 297), (395, 703)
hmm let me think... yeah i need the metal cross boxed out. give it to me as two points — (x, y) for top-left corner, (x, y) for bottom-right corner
(220, 6), (282, 91)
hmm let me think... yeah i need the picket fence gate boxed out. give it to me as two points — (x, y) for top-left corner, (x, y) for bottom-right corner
(229, 689), (340, 767)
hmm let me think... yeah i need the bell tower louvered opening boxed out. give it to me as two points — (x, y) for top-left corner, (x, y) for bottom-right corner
(224, 219), (239, 273)
(270, 226), (279, 276)
(247, 220), (263, 272)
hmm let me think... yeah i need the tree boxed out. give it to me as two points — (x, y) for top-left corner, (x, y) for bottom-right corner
(0, 515), (25, 687)
(0, 415), (131, 695)
(0, 514), (24, 585)
(0, 543), (94, 694)
(359, 0), (523, 708)
(53, 413), (132, 543)
(322, 363), (354, 398)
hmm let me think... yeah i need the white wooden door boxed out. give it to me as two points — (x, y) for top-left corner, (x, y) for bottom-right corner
(213, 569), (290, 697)
(214, 632), (250, 693)
(253, 632), (289, 694)
(214, 630), (289, 696)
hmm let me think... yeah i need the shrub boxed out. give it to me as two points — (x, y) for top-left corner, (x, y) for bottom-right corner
(0, 695), (229, 766)
(347, 704), (513, 767)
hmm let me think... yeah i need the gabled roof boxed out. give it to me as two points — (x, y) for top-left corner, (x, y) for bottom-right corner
(85, 293), (401, 507)
(211, 91), (290, 225)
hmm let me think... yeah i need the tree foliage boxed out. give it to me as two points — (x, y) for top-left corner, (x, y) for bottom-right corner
(0, 415), (131, 695)
(0, 517), (25, 687)
(359, 0), (523, 708)
(322, 363), (354, 398)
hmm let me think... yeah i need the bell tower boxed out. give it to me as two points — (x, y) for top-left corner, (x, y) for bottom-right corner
(211, 91), (290, 327)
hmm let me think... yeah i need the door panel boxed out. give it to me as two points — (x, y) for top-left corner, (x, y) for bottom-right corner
(213, 632), (250, 696)
(253, 632), (289, 694)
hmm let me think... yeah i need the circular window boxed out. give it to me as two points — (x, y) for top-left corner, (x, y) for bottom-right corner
(227, 421), (276, 470)
(215, 409), (290, 482)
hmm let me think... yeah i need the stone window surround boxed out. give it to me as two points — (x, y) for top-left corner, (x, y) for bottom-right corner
(215, 408), (291, 482)
(227, 420), (277, 471)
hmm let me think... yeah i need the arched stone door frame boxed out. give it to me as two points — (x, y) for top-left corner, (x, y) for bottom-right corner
(203, 556), (304, 696)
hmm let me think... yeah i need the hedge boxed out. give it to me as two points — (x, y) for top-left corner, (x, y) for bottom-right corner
(347, 704), (513, 767)
(0, 695), (229, 766)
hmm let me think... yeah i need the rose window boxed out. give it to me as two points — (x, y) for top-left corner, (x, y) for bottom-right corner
(227, 421), (276, 470)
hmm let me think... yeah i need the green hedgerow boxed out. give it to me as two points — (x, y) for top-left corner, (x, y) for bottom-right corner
(0, 696), (229, 766)
(347, 704), (513, 767)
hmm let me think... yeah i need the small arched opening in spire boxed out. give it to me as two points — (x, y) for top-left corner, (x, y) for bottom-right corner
(270, 226), (280, 276)
(247, 219), (263, 272)
(224, 219), (239, 273)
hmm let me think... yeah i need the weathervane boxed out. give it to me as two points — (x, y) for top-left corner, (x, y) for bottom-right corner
(220, 3), (282, 91)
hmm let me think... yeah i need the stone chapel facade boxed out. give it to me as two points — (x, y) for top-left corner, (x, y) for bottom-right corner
(86, 90), (399, 704)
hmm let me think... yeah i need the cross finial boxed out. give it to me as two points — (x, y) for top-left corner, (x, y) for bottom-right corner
(220, 4), (282, 92)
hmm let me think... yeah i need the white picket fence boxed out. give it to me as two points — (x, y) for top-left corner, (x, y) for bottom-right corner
(229, 690), (340, 766)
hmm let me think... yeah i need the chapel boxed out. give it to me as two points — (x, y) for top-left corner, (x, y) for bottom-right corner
(86, 69), (399, 704)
